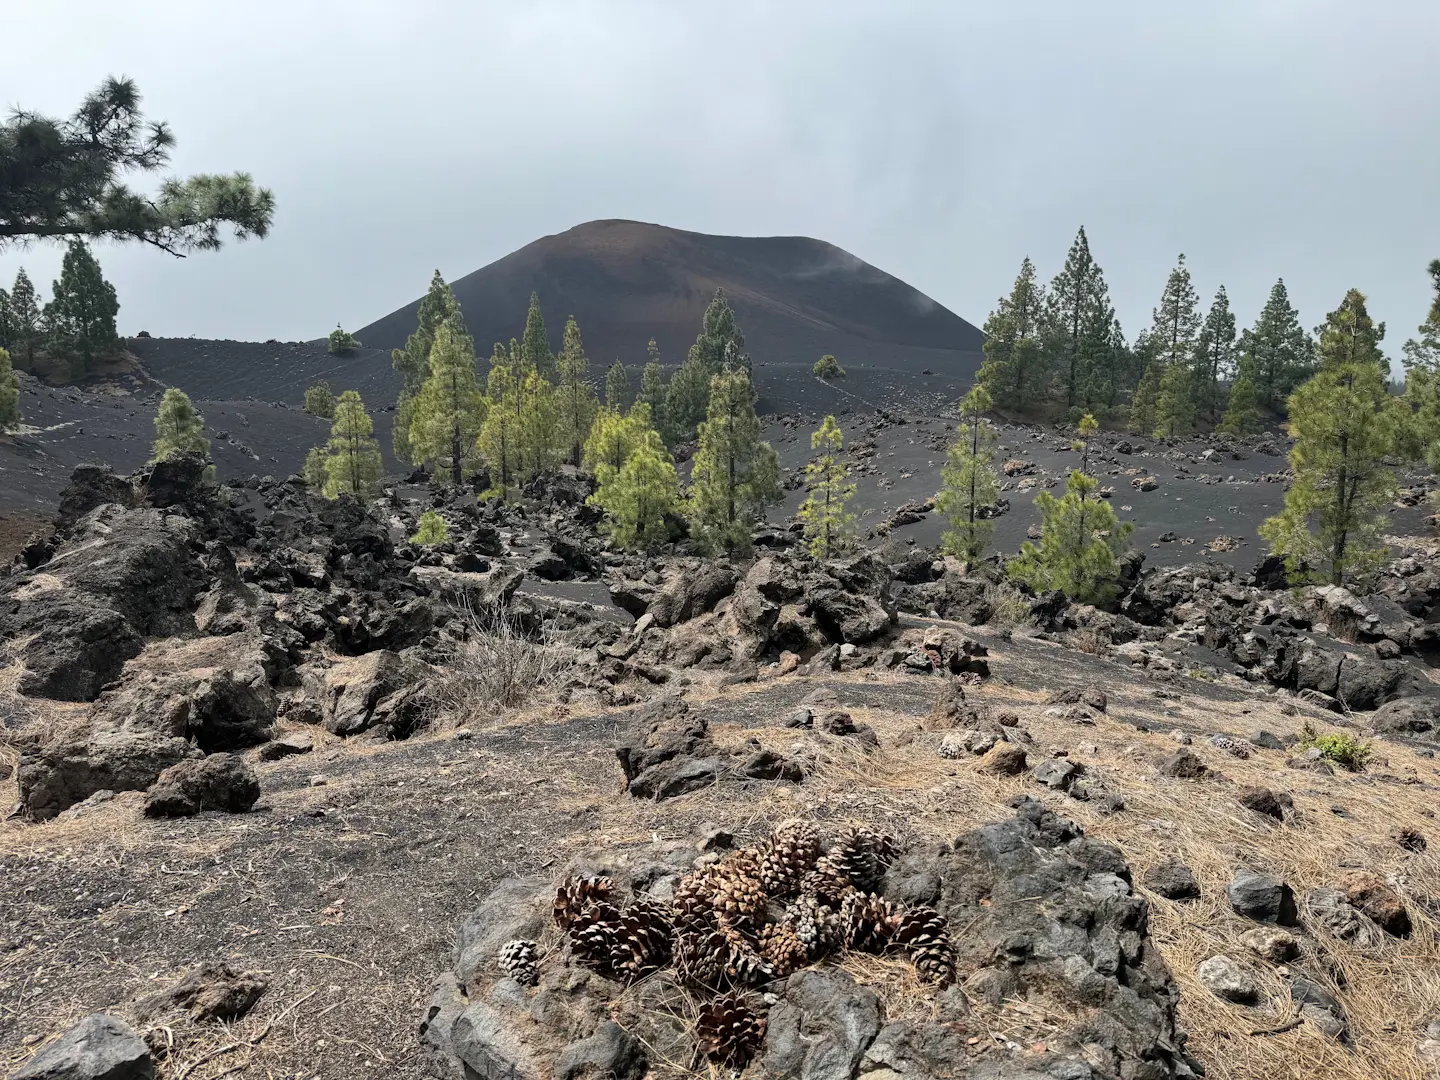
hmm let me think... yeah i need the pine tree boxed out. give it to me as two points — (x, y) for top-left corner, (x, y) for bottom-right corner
(640, 349), (667, 437)
(411, 510), (450, 545)
(7, 270), (41, 369)
(1194, 285), (1237, 420)
(1074, 412), (1099, 476)
(1044, 228), (1117, 407)
(978, 257), (1047, 409)
(0, 347), (20, 432)
(590, 429), (679, 551)
(302, 445), (327, 490)
(688, 367), (782, 553)
(515, 367), (560, 479)
(583, 405), (652, 481)
(1, 77), (273, 253)
(304, 381), (336, 419)
(1240, 279), (1315, 412)
(408, 318), (487, 485)
(555, 316), (598, 467)
(664, 355), (711, 444)
(1153, 362), (1197, 439)
(1259, 308), (1403, 586)
(151, 388), (210, 463)
(1009, 470), (1133, 603)
(813, 354), (846, 379)
(1218, 357), (1263, 436)
(1149, 254), (1203, 369)
(478, 360), (520, 494)
(1401, 260), (1440, 467)
(521, 291), (554, 380)
(0, 286), (12, 352)
(688, 289), (749, 377)
(1315, 289), (1388, 377)
(605, 360), (631, 409)
(937, 386), (1000, 560)
(392, 271), (466, 461)
(322, 390), (384, 499)
(45, 240), (119, 376)
(328, 325), (360, 354)
(1129, 361), (1161, 435)
(797, 415), (857, 559)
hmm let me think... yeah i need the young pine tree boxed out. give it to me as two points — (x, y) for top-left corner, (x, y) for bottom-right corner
(590, 429), (679, 551)
(1009, 471), (1133, 603)
(583, 405), (655, 482)
(688, 367), (782, 553)
(304, 381), (336, 419)
(1260, 294), (1405, 586)
(1315, 289), (1388, 377)
(392, 270), (466, 462)
(977, 257), (1047, 410)
(1401, 260), (1440, 467)
(478, 361), (520, 494)
(8, 270), (42, 369)
(1044, 228), (1117, 408)
(687, 289), (749, 378)
(303, 446), (328, 490)
(937, 386), (1000, 560)
(813, 354), (845, 379)
(521, 291), (554, 380)
(1240, 279), (1314, 412)
(408, 318), (487, 485)
(640, 341), (667, 435)
(1129, 362), (1162, 435)
(1194, 285), (1237, 420)
(1218, 357), (1263, 436)
(323, 390), (384, 498)
(1074, 412), (1099, 476)
(1153, 362), (1197, 439)
(555, 316), (598, 466)
(328, 326), (361, 354)
(515, 367), (561, 480)
(46, 240), (119, 376)
(605, 360), (631, 410)
(798, 415), (857, 559)
(663, 355), (711, 444)
(411, 510), (450, 545)
(151, 388), (210, 463)
(0, 347), (21, 432)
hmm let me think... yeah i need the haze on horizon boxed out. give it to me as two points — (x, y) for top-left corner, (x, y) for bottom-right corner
(3, 0), (1437, 357)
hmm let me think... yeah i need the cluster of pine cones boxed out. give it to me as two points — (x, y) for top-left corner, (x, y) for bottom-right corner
(539, 820), (956, 1068)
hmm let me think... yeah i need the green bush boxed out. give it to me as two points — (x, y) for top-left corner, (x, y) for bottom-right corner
(304, 380), (336, 419)
(411, 510), (450, 545)
(328, 325), (361, 355)
(1297, 722), (1372, 771)
(813, 354), (845, 379)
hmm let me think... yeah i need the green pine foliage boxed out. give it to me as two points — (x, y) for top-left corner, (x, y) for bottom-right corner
(1218, 357), (1263, 436)
(478, 360), (520, 493)
(0, 347), (20, 431)
(521, 291), (554, 380)
(937, 386), (1000, 560)
(589, 428), (679, 551)
(6, 270), (41, 369)
(322, 390), (384, 498)
(391, 270), (466, 460)
(516, 367), (561, 479)
(663, 354), (711, 445)
(45, 240), (119, 376)
(978, 257), (1048, 410)
(1153, 362), (1197, 439)
(1240, 279), (1315, 412)
(1194, 285), (1237, 419)
(605, 360), (631, 410)
(687, 367), (781, 553)
(304, 380), (336, 419)
(1260, 293), (1405, 586)
(1401, 260), (1440, 468)
(303, 446), (328, 490)
(1315, 289), (1388, 377)
(0, 77), (273, 253)
(798, 415), (857, 559)
(1129, 362), (1161, 435)
(411, 510), (450, 545)
(583, 405), (653, 481)
(556, 316), (598, 466)
(328, 325), (361, 355)
(640, 341), (667, 436)
(1008, 470), (1133, 603)
(150, 388), (210, 463)
(1044, 228), (1118, 408)
(688, 289), (749, 376)
(408, 318), (487, 485)
(813, 354), (845, 379)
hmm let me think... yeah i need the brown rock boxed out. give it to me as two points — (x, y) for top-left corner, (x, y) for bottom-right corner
(1237, 786), (1290, 821)
(1335, 870), (1411, 936)
(976, 744), (1028, 776)
(1156, 749), (1208, 779)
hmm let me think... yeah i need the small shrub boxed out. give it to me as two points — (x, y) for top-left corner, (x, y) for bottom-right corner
(813, 354), (845, 379)
(411, 510), (450, 545)
(983, 581), (1036, 632)
(1298, 722), (1373, 771)
(328, 325), (361, 355)
(425, 601), (579, 719)
(304, 380), (336, 419)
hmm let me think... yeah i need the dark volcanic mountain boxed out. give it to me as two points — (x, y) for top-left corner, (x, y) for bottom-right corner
(357, 219), (985, 408)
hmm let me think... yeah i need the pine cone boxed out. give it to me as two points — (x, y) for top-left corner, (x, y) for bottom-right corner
(785, 894), (842, 959)
(840, 892), (901, 953)
(553, 874), (617, 931)
(710, 861), (767, 930)
(567, 900), (623, 978)
(759, 921), (810, 977)
(893, 906), (956, 987)
(696, 992), (766, 1069)
(827, 825), (896, 894)
(497, 939), (539, 986)
(615, 897), (673, 981)
(758, 819), (821, 898)
(673, 928), (729, 990)
(672, 869), (719, 932)
(719, 921), (774, 987)
(800, 857), (855, 907)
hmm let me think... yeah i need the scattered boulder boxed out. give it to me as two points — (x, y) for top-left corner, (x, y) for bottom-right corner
(1157, 748), (1209, 779)
(762, 970), (882, 1080)
(1238, 926), (1299, 963)
(976, 744), (1028, 776)
(13, 1013), (155, 1080)
(1197, 955), (1259, 1004)
(257, 731), (315, 761)
(1237, 786), (1290, 821)
(1334, 870), (1411, 936)
(319, 650), (429, 739)
(134, 963), (267, 1023)
(1032, 758), (1079, 790)
(143, 754), (261, 818)
(18, 729), (199, 822)
(1290, 978), (1347, 1038)
(1144, 860), (1201, 901)
(1227, 868), (1298, 925)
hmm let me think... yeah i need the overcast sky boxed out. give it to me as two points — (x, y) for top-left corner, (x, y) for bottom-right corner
(4, 1), (1438, 356)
